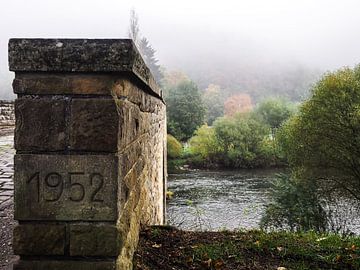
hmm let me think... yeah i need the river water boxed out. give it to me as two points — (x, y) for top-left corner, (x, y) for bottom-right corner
(166, 169), (360, 233)
(166, 169), (279, 231)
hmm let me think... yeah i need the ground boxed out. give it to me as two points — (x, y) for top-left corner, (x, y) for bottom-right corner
(134, 226), (360, 270)
(0, 128), (17, 270)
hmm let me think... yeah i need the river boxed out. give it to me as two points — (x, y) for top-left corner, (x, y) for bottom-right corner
(166, 169), (280, 231)
(166, 169), (360, 233)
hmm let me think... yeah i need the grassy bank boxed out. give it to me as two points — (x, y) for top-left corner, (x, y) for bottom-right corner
(134, 226), (360, 270)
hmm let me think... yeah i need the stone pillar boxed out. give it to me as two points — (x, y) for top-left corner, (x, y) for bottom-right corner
(9, 39), (166, 270)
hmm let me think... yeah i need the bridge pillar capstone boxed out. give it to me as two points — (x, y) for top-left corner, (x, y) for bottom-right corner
(8, 39), (166, 270)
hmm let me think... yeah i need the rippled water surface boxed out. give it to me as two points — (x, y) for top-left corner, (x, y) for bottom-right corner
(166, 169), (360, 233)
(166, 169), (280, 230)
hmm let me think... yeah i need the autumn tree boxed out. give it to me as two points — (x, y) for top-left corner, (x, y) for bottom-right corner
(224, 94), (253, 117)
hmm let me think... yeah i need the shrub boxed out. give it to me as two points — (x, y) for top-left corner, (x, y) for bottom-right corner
(277, 66), (360, 202)
(167, 134), (182, 159)
(260, 174), (330, 232)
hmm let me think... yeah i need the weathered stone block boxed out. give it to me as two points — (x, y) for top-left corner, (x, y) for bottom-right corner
(13, 224), (65, 255)
(15, 98), (66, 151)
(70, 224), (118, 256)
(8, 38), (161, 98)
(13, 260), (116, 270)
(69, 99), (119, 152)
(118, 140), (143, 178)
(115, 100), (143, 150)
(13, 73), (118, 95)
(14, 154), (118, 221)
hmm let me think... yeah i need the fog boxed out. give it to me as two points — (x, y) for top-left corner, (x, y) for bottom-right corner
(1, 0), (360, 99)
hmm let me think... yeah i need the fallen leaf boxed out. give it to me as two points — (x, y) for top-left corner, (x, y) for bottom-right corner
(214, 259), (224, 270)
(350, 254), (358, 259)
(202, 252), (209, 259)
(202, 258), (212, 268)
(186, 256), (193, 264)
(316, 237), (328, 242)
(152, 243), (162, 248)
(277, 267), (287, 270)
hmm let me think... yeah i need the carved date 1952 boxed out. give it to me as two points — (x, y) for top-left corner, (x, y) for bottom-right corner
(27, 172), (104, 203)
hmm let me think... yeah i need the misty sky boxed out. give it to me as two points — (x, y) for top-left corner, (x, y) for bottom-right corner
(1, 0), (360, 97)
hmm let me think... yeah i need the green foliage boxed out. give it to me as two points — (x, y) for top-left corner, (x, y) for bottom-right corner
(255, 98), (296, 130)
(261, 174), (330, 232)
(167, 134), (183, 159)
(202, 84), (225, 125)
(166, 80), (205, 141)
(277, 66), (360, 201)
(188, 113), (283, 168)
(213, 114), (271, 168)
(189, 125), (218, 162)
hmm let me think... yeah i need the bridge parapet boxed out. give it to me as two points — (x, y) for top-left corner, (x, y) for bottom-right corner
(9, 38), (166, 270)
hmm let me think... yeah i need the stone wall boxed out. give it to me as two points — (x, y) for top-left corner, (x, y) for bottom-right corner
(9, 39), (166, 270)
(0, 100), (14, 126)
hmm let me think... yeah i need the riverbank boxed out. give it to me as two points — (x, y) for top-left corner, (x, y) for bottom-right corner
(134, 226), (360, 270)
(167, 158), (287, 174)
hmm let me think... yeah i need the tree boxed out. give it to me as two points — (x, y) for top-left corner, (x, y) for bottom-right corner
(161, 70), (190, 98)
(213, 113), (269, 168)
(128, 9), (140, 46)
(189, 124), (219, 162)
(166, 81), (205, 141)
(202, 84), (225, 125)
(260, 174), (330, 232)
(255, 98), (296, 135)
(128, 9), (163, 83)
(224, 94), (253, 117)
(138, 37), (163, 83)
(278, 66), (360, 201)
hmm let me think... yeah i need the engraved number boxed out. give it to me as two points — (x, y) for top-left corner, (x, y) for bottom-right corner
(44, 172), (63, 202)
(90, 173), (104, 202)
(27, 172), (40, 202)
(69, 172), (85, 202)
(26, 172), (105, 203)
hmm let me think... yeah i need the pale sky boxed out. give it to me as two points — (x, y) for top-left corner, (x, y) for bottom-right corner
(1, 0), (360, 97)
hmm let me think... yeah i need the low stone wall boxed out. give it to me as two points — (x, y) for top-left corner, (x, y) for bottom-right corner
(0, 100), (14, 126)
(9, 39), (166, 270)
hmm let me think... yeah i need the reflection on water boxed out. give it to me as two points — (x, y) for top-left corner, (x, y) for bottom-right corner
(166, 169), (280, 231)
(166, 169), (360, 233)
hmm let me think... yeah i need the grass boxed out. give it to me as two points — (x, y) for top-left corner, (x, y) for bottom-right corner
(134, 226), (360, 270)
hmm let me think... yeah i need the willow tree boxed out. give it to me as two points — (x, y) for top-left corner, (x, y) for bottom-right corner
(278, 66), (360, 201)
